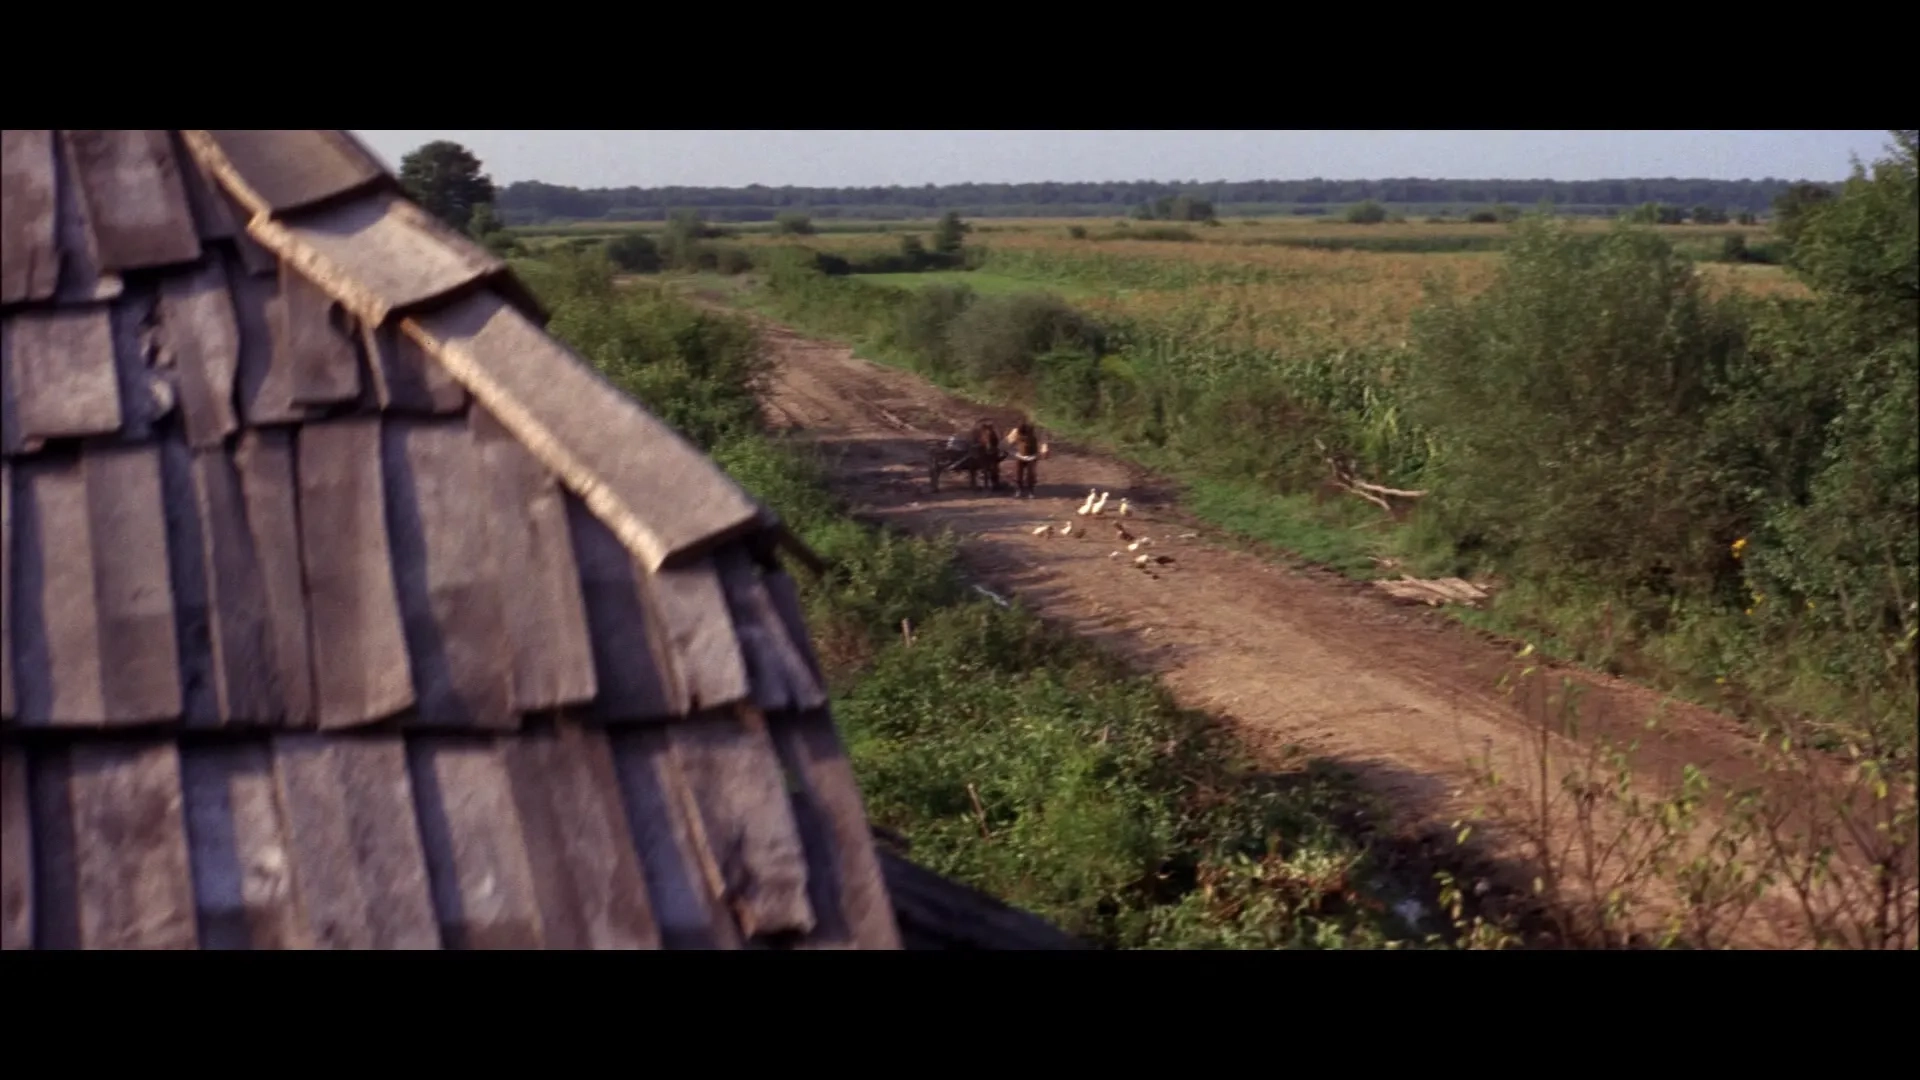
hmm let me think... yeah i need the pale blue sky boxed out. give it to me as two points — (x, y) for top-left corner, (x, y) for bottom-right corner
(352, 130), (1890, 189)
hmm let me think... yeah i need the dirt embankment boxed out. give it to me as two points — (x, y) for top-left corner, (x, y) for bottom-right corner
(749, 316), (1889, 948)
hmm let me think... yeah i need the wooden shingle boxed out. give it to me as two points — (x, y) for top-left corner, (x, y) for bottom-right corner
(407, 737), (549, 948)
(716, 547), (826, 714)
(297, 418), (413, 729)
(62, 130), (202, 273)
(270, 734), (440, 949)
(498, 725), (660, 949)
(230, 257), (317, 426)
(566, 496), (675, 721)
(648, 558), (752, 715)
(275, 266), (362, 406)
(184, 131), (389, 217)
(232, 431), (315, 727)
(1, 460), (12, 720)
(179, 744), (312, 949)
(109, 285), (173, 443)
(0, 129), (61, 307)
(159, 435), (217, 728)
(8, 447), (181, 726)
(85, 444), (184, 724)
(51, 131), (122, 306)
(774, 711), (902, 949)
(668, 709), (817, 940)
(35, 741), (199, 949)
(608, 728), (744, 948)
(0, 746), (28, 948)
(363, 323), (466, 414)
(3, 306), (123, 443)
(471, 408), (596, 712)
(251, 192), (505, 329)
(153, 257), (242, 448)
(188, 448), (284, 724)
(406, 292), (767, 573)
(382, 419), (515, 730)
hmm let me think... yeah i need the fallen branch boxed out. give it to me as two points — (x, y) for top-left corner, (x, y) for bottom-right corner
(1350, 478), (1430, 499)
(1318, 442), (1428, 513)
(1335, 479), (1394, 513)
(967, 783), (993, 839)
(972, 584), (1010, 608)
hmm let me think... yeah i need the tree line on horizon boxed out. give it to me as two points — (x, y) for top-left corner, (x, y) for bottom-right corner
(492, 175), (1838, 225)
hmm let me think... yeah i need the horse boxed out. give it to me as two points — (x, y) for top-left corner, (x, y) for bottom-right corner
(971, 419), (1005, 492)
(927, 421), (1009, 493)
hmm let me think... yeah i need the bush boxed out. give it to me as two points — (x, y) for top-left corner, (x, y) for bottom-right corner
(1068, 225), (1088, 240)
(945, 292), (1110, 384)
(605, 232), (661, 273)
(775, 211), (815, 236)
(890, 283), (976, 378)
(1345, 200), (1389, 224)
(1407, 218), (1754, 602)
(715, 245), (754, 275)
(1034, 347), (1104, 422)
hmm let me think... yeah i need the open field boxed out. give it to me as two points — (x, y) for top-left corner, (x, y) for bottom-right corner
(855, 270), (1099, 299)
(511, 156), (1915, 949)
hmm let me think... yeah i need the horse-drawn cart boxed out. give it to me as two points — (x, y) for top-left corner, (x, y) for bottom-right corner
(928, 434), (1006, 493)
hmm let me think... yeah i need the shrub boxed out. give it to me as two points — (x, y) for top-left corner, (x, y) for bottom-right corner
(605, 232), (661, 273)
(890, 282), (976, 378)
(775, 211), (815, 236)
(945, 292), (1109, 384)
(1345, 200), (1388, 224)
(1406, 218), (1754, 602)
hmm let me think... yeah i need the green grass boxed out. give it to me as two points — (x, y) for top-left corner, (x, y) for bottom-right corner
(522, 248), (1440, 949)
(743, 240), (1919, 758)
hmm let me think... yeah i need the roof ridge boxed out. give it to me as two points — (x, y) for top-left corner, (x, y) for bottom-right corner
(177, 130), (771, 572)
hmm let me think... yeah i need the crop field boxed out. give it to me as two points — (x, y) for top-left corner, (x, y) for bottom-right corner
(498, 135), (1914, 947)
(685, 191), (1912, 756)
(664, 216), (1808, 349)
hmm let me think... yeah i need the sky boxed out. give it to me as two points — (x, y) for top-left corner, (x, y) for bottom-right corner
(352, 130), (1892, 190)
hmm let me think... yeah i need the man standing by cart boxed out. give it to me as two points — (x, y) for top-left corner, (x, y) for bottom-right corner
(1006, 417), (1047, 499)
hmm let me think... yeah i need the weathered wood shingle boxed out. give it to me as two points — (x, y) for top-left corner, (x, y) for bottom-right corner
(0, 129), (903, 951)
(0, 130), (60, 307)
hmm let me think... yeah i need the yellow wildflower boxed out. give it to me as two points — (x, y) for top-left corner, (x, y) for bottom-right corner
(1730, 537), (1748, 559)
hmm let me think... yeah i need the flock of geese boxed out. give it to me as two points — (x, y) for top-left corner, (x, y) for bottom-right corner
(1031, 488), (1179, 576)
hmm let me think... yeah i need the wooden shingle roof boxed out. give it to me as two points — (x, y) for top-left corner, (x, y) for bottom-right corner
(0, 130), (899, 949)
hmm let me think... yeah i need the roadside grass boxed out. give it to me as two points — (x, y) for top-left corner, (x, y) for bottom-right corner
(528, 250), (1436, 949)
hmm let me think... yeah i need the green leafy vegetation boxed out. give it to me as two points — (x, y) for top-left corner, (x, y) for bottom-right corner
(738, 135), (1918, 758)
(513, 244), (1428, 949)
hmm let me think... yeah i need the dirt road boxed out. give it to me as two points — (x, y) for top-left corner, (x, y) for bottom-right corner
(751, 317), (1834, 946)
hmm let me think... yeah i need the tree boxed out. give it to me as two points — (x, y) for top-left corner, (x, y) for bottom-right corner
(1736, 130), (1917, 700)
(1345, 200), (1388, 224)
(399, 140), (497, 233)
(661, 208), (715, 269)
(932, 211), (970, 254)
(1691, 205), (1729, 225)
(1771, 182), (1836, 246)
(467, 202), (503, 239)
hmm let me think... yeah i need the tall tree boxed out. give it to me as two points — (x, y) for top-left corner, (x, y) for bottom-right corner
(399, 140), (497, 233)
(931, 210), (970, 254)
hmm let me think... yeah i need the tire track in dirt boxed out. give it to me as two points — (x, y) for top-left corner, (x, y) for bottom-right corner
(749, 316), (1828, 946)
